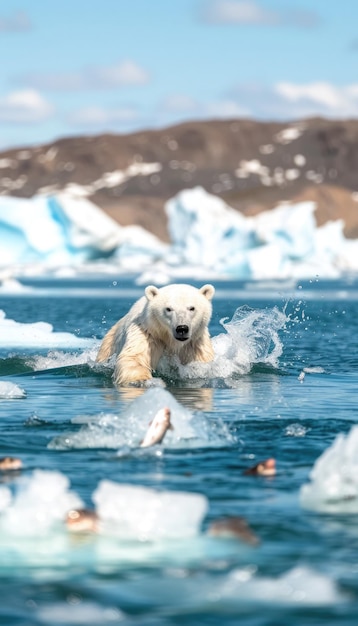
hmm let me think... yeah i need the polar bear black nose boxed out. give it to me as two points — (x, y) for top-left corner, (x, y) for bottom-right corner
(175, 324), (189, 338)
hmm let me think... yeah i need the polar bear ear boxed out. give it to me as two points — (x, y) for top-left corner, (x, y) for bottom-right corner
(145, 285), (159, 301)
(200, 284), (215, 300)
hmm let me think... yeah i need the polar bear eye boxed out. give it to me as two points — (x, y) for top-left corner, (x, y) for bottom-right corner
(165, 307), (173, 313)
(188, 306), (195, 312)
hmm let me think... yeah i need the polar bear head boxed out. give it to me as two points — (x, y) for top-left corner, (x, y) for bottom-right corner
(144, 283), (215, 343)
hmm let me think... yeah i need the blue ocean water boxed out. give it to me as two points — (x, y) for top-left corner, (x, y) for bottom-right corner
(0, 277), (358, 626)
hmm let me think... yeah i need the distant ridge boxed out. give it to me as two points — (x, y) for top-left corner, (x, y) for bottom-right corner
(1, 117), (358, 241)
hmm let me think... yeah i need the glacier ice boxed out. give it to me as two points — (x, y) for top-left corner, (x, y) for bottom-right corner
(0, 186), (358, 281)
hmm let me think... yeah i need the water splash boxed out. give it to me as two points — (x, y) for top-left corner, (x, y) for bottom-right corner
(0, 381), (26, 399)
(48, 387), (235, 451)
(158, 305), (287, 382)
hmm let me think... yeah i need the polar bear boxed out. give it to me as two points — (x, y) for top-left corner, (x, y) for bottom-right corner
(96, 283), (215, 386)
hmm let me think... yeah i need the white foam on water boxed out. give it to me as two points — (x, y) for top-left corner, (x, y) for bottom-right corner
(0, 303), (286, 383)
(219, 565), (345, 606)
(300, 425), (358, 513)
(285, 423), (309, 437)
(0, 380), (26, 398)
(32, 345), (99, 371)
(48, 387), (234, 450)
(92, 479), (208, 541)
(303, 366), (326, 374)
(158, 305), (287, 381)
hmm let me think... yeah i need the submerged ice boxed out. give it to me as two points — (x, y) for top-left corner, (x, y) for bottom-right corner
(48, 386), (234, 451)
(0, 186), (357, 281)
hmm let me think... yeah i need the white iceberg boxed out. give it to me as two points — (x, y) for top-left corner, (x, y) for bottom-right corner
(0, 191), (165, 269)
(165, 187), (358, 279)
(0, 186), (358, 281)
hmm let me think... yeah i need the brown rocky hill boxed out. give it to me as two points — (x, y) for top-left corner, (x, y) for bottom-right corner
(1, 117), (358, 241)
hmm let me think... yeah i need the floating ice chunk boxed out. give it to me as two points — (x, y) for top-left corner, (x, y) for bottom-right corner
(0, 486), (12, 512)
(93, 479), (208, 541)
(300, 425), (358, 513)
(0, 277), (33, 293)
(0, 309), (92, 349)
(37, 602), (125, 625)
(0, 380), (26, 398)
(1, 469), (83, 536)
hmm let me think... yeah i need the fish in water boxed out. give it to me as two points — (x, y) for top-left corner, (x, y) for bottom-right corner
(140, 407), (173, 448)
(0, 457), (23, 471)
(65, 508), (100, 533)
(207, 516), (260, 545)
(243, 457), (276, 476)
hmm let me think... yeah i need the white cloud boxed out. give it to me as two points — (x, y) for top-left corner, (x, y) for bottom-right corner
(201, 0), (319, 27)
(0, 11), (31, 32)
(155, 94), (251, 131)
(161, 94), (199, 113)
(90, 60), (149, 87)
(0, 90), (54, 123)
(275, 82), (358, 117)
(17, 60), (150, 91)
(67, 105), (139, 127)
(206, 99), (249, 117)
(203, 0), (279, 24)
(227, 81), (358, 119)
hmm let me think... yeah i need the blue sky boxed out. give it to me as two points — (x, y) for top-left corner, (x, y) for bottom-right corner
(1, 0), (358, 149)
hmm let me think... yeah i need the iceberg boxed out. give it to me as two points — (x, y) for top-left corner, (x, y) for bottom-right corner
(165, 187), (358, 280)
(0, 192), (166, 269)
(0, 186), (358, 282)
